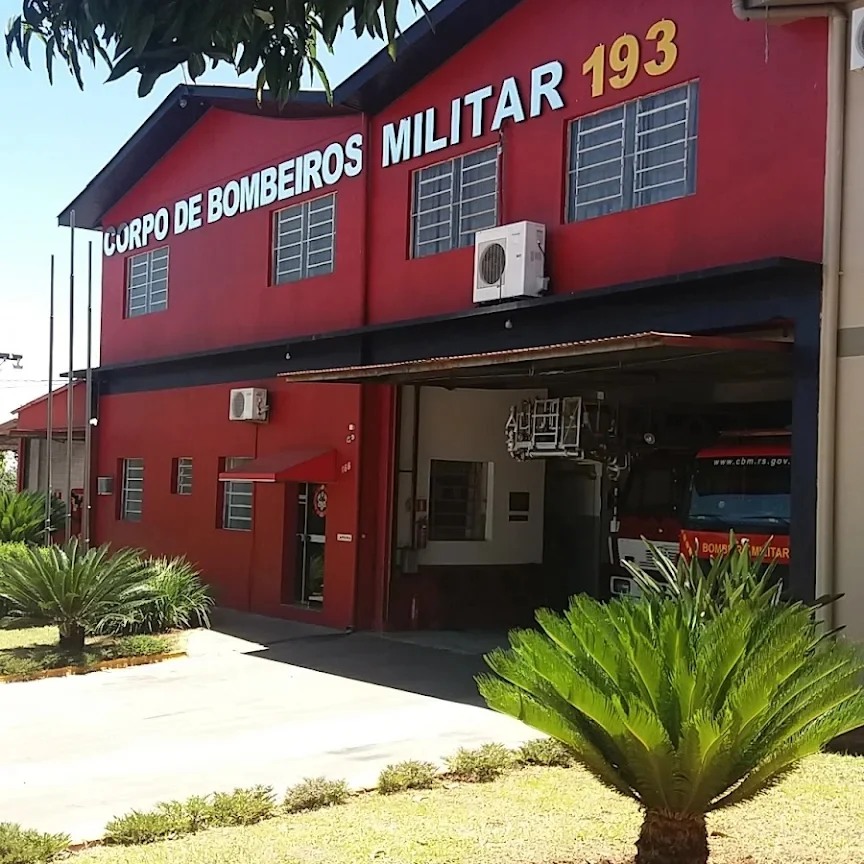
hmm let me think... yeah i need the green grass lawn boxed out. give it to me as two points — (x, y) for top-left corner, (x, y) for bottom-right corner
(0, 623), (179, 678)
(79, 754), (863, 864)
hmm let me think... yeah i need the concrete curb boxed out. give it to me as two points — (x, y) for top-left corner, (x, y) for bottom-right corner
(0, 651), (187, 684)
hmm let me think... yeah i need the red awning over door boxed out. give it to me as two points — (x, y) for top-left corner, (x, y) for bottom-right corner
(217, 449), (338, 484)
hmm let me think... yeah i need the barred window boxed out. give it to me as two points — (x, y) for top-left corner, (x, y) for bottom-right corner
(173, 458), (193, 496)
(411, 146), (499, 258)
(127, 247), (169, 317)
(221, 457), (253, 531)
(428, 460), (489, 542)
(120, 458), (144, 522)
(272, 193), (336, 284)
(568, 81), (699, 222)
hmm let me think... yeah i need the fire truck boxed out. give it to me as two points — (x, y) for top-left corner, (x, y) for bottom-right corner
(611, 432), (792, 596)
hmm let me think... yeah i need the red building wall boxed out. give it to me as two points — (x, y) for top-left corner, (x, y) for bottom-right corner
(88, 0), (829, 631)
(93, 381), (364, 629)
(99, 109), (366, 366)
(367, 0), (827, 323)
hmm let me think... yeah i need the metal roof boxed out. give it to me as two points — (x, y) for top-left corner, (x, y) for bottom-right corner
(58, 0), (522, 230)
(277, 331), (792, 386)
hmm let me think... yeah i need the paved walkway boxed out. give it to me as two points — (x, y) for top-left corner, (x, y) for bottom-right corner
(0, 613), (530, 842)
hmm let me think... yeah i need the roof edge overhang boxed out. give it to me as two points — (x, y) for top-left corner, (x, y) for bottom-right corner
(277, 331), (792, 385)
(63, 257), (818, 384)
(57, 85), (349, 230)
(58, 0), (525, 231)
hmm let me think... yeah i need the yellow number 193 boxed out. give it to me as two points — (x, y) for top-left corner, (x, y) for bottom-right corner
(644, 19), (678, 77)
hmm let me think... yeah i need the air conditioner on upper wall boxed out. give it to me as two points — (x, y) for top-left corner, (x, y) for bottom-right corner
(473, 221), (547, 304)
(229, 388), (269, 422)
(852, 7), (864, 71)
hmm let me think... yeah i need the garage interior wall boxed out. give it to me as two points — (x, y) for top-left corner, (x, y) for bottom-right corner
(415, 387), (547, 567)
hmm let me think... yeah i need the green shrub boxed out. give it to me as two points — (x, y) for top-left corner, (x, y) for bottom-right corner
(105, 556), (213, 635)
(0, 491), (65, 545)
(377, 760), (439, 794)
(0, 539), (152, 652)
(516, 738), (575, 768)
(0, 655), (43, 678)
(446, 744), (514, 782)
(104, 635), (173, 659)
(284, 777), (349, 813)
(0, 822), (69, 863)
(104, 808), (188, 846)
(211, 787), (275, 826)
(105, 787), (277, 845)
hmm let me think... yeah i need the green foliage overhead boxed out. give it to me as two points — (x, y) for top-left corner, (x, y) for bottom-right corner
(0, 490), (64, 545)
(6, 0), (425, 102)
(478, 594), (864, 864)
(0, 539), (152, 651)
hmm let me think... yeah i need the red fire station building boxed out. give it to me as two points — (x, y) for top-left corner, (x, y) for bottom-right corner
(45, 0), (827, 632)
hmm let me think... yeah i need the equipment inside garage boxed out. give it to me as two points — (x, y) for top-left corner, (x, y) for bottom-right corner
(385, 331), (793, 630)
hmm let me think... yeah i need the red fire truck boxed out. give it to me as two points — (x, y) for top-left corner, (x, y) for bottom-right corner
(680, 434), (791, 567)
(611, 433), (791, 596)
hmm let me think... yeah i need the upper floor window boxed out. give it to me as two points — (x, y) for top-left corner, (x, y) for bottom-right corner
(411, 145), (499, 259)
(172, 457), (193, 496)
(127, 247), (169, 317)
(120, 458), (144, 521)
(220, 457), (253, 532)
(273, 193), (336, 284)
(568, 81), (699, 223)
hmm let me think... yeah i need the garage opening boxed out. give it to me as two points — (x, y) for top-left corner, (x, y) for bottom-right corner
(282, 330), (795, 632)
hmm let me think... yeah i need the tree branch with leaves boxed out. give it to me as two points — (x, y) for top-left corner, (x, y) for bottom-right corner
(6, 0), (425, 102)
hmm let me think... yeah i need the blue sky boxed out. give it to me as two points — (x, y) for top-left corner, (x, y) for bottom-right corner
(0, 1), (435, 421)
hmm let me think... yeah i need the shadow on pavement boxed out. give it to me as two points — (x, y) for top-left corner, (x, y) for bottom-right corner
(208, 609), (492, 707)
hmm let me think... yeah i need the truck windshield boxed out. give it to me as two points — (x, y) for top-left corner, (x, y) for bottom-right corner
(686, 456), (791, 528)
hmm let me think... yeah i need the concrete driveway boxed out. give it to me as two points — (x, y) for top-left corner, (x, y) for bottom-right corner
(0, 613), (531, 842)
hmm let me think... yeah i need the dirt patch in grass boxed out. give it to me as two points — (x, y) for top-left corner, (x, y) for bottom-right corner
(0, 624), (180, 678)
(76, 754), (863, 864)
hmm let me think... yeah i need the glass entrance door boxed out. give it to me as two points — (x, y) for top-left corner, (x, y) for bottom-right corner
(295, 483), (326, 607)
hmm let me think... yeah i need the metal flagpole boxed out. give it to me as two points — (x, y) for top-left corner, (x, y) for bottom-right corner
(83, 241), (94, 549)
(45, 255), (55, 541)
(65, 210), (75, 539)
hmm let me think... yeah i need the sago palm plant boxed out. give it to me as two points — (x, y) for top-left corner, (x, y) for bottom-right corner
(478, 595), (864, 864)
(0, 539), (153, 651)
(0, 490), (65, 544)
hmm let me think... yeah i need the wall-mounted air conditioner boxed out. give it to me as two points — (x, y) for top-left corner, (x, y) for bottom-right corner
(473, 221), (547, 304)
(852, 7), (864, 71)
(229, 388), (269, 422)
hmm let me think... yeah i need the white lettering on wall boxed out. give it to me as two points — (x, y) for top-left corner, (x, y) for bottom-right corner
(379, 59), (566, 168)
(102, 58), (570, 256)
(530, 60), (565, 117)
(491, 77), (526, 130)
(382, 118), (412, 168)
(103, 134), (366, 256)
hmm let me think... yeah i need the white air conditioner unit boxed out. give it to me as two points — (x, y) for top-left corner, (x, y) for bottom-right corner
(473, 221), (547, 304)
(852, 7), (864, 71)
(229, 387), (269, 422)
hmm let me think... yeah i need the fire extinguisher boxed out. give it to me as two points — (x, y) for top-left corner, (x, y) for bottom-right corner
(415, 517), (428, 550)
